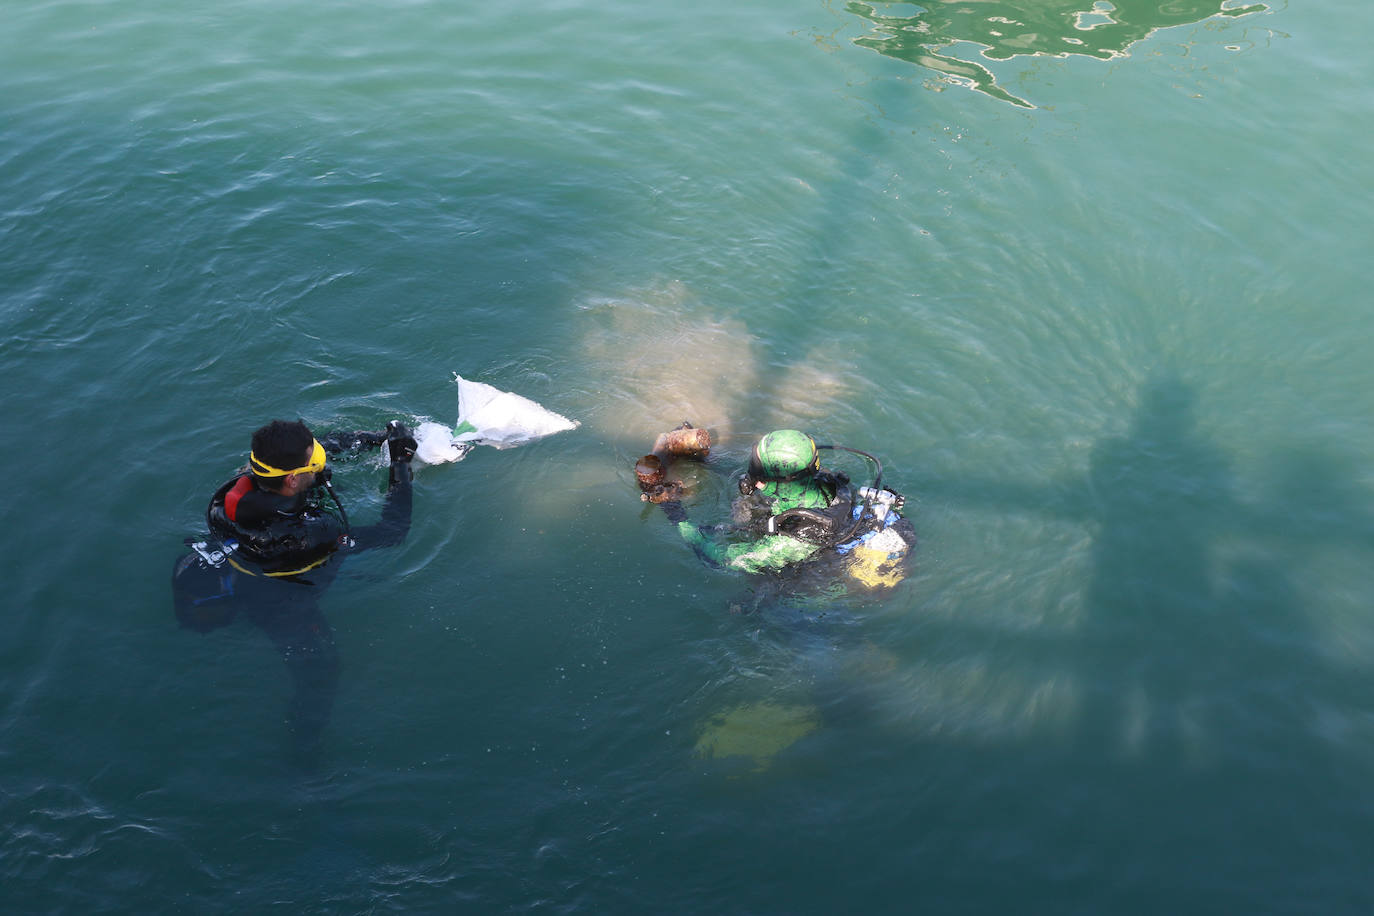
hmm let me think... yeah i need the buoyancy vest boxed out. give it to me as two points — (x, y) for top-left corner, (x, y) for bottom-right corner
(206, 475), (346, 577)
(742, 472), (857, 547)
(729, 473), (913, 581)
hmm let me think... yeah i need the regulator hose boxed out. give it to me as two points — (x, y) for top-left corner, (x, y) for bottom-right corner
(316, 469), (353, 542)
(814, 444), (886, 547)
(816, 444), (883, 491)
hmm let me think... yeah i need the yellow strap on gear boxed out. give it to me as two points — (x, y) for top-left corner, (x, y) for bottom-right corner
(227, 551), (332, 579)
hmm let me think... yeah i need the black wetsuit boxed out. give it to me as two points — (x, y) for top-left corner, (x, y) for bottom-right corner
(172, 439), (412, 768)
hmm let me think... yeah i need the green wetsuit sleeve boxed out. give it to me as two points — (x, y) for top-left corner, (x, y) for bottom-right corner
(677, 520), (729, 566)
(676, 522), (817, 573)
(722, 534), (818, 573)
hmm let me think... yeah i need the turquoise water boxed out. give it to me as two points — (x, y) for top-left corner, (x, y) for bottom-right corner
(4, 0), (1374, 911)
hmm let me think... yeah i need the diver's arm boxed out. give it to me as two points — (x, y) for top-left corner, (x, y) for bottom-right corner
(660, 503), (815, 571)
(666, 509), (816, 572)
(657, 501), (726, 568)
(635, 424), (728, 567)
(345, 422), (415, 552)
(319, 430), (387, 454)
(360, 457), (412, 550)
(720, 534), (817, 574)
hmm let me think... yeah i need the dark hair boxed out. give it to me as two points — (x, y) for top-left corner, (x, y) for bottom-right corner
(250, 419), (315, 479)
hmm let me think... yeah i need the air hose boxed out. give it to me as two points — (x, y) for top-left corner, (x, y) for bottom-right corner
(808, 444), (889, 547)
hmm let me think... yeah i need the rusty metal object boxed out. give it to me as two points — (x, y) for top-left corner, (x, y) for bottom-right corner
(637, 423), (710, 503)
(635, 454), (667, 488)
(651, 424), (712, 459)
(637, 455), (684, 503)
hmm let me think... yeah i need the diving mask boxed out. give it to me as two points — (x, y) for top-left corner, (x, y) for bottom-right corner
(249, 439), (327, 478)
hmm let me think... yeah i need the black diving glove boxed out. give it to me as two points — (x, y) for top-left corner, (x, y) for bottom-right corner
(386, 420), (418, 463)
(660, 500), (688, 524)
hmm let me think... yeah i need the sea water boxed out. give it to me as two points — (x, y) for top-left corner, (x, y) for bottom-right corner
(3, 0), (1373, 911)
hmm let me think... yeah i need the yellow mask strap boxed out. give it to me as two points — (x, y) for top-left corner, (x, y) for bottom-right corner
(249, 439), (326, 477)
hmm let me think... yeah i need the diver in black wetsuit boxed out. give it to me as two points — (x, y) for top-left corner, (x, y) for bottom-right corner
(172, 417), (418, 769)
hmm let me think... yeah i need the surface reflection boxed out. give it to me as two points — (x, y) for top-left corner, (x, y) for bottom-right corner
(844, 0), (1269, 107)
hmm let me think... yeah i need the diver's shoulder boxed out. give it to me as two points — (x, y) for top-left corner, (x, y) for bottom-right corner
(229, 487), (293, 528)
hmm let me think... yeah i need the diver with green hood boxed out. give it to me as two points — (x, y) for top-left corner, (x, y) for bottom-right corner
(642, 428), (915, 589)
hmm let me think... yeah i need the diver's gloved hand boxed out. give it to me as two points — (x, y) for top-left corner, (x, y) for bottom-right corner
(677, 520), (707, 548)
(386, 420), (418, 463)
(676, 520), (723, 568)
(661, 500), (688, 524)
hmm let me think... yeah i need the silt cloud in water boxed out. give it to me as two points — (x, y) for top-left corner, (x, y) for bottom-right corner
(576, 279), (853, 452)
